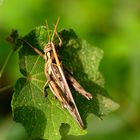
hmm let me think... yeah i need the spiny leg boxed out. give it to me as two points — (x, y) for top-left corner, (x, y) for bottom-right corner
(51, 17), (62, 48)
(55, 31), (62, 48)
(64, 68), (93, 100)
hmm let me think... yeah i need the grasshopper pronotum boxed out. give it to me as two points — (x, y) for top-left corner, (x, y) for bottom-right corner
(21, 17), (92, 128)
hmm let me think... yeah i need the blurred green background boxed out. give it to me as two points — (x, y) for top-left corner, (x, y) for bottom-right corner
(0, 0), (140, 140)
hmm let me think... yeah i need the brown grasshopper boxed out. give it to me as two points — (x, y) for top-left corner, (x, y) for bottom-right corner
(21, 17), (92, 128)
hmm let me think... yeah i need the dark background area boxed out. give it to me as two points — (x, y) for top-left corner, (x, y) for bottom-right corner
(0, 0), (140, 139)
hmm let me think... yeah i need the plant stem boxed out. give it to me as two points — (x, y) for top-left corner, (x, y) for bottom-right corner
(0, 84), (12, 92)
(0, 49), (14, 78)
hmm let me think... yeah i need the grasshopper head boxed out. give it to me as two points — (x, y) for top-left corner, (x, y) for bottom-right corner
(44, 43), (52, 54)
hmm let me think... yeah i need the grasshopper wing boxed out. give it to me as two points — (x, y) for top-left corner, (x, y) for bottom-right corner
(50, 63), (84, 128)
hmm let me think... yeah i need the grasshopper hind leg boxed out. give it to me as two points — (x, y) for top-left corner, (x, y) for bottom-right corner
(64, 68), (93, 100)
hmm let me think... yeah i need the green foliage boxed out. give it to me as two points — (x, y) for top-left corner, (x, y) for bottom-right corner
(11, 27), (119, 140)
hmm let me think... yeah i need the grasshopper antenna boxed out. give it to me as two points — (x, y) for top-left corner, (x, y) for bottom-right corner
(45, 20), (51, 43)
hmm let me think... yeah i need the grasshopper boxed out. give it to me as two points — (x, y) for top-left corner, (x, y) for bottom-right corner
(21, 17), (92, 128)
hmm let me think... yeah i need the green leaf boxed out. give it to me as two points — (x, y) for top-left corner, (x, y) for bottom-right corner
(11, 26), (119, 140)
(7, 29), (22, 51)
